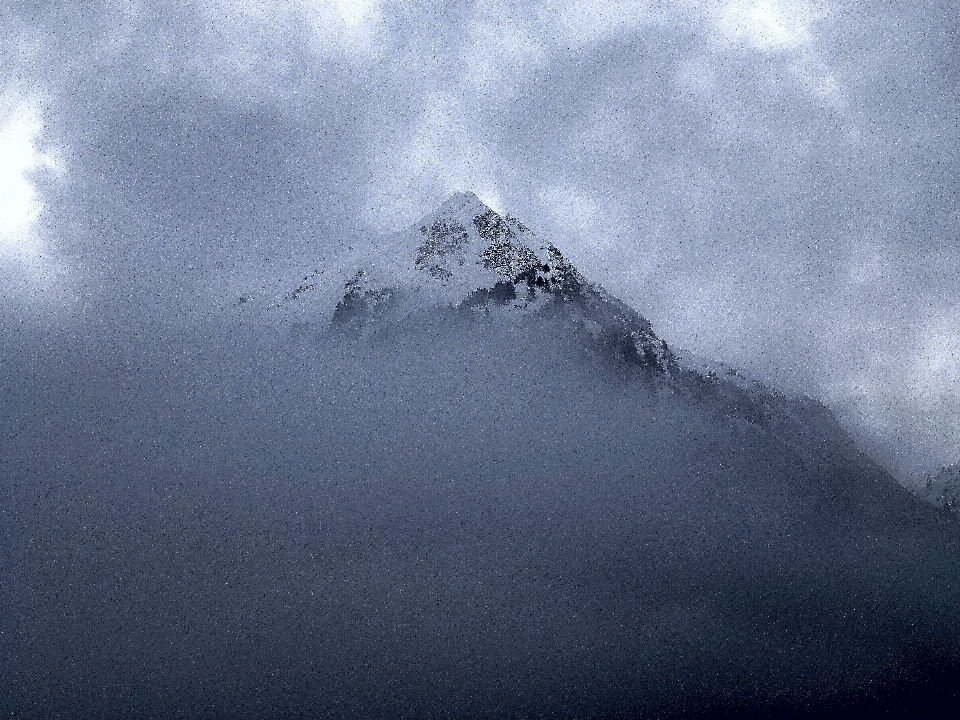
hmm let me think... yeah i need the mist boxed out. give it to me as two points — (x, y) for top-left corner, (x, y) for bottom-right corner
(4, 305), (960, 717)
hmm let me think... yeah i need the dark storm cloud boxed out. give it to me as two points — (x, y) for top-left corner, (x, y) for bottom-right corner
(2, 0), (959, 474)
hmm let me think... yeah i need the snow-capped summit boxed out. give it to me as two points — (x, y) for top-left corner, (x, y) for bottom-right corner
(327, 192), (675, 372)
(332, 191), (582, 308)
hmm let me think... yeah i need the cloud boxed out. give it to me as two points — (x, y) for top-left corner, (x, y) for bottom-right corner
(0, 92), (74, 316)
(1, 0), (959, 475)
(360, 92), (511, 232)
(0, 99), (59, 250)
(543, 0), (662, 48)
(194, 0), (388, 97)
(713, 0), (813, 51)
(460, 1), (547, 96)
(912, 310), (960, 405)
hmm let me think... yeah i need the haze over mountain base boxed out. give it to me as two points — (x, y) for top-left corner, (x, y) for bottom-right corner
(4, 303), (960, 718)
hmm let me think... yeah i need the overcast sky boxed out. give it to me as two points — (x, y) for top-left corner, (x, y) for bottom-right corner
(2, 0), (958, 478)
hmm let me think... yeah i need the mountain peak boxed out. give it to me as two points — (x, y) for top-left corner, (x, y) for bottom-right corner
(322, 193), (676, 373)
(415, 191), (507, 244)
(397, 191), (543, 289)
(435, 190), (487, 214)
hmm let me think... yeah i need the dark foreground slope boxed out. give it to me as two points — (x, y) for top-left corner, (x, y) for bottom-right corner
(3, 306), (960, 719)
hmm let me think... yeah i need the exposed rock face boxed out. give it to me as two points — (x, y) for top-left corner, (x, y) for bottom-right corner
(329, 269), (399, 327)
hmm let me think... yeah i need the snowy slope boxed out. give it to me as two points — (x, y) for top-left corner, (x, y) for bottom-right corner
(333, 191), (571, 304)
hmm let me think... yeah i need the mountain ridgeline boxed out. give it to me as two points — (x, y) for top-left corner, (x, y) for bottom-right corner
(5, 194), (960, 719)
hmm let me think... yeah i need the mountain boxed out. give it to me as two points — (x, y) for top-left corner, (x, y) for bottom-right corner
(308, 191), (900, 467)
(6, 194), (960, 719)
(262, 193), (960, 715)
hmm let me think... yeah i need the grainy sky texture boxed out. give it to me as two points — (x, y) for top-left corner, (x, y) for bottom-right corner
(2, 0), (958, 477)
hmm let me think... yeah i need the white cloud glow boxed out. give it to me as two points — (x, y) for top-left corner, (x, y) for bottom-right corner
(0, 102), (57, 249)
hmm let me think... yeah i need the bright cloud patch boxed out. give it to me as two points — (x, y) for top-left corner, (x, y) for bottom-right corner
(362, 93), (508, 232)
(0, 103), (54, 246)
(329, 0), (376, 26)
(201, 0), (385, 90)
(716, 0), (810, 51)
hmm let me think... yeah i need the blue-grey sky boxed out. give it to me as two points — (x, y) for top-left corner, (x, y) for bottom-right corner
(2, 0), (958, 477)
